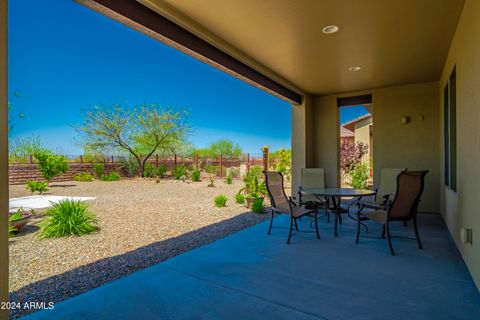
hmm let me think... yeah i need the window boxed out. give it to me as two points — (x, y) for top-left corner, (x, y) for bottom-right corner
(444, 66), (457, 191)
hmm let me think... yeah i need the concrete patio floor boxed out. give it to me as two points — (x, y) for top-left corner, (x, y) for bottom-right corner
(23, 213), (479, 320)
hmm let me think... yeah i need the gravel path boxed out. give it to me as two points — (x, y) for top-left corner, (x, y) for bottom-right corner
(8, 178), (268, 319)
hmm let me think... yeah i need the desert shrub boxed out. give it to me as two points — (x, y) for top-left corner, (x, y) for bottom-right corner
(204, 164), (219, 175)
(101, 171), (120, 181)
(34, 150), (68, 183)
(227, 167), (240, 178)
(156, 165), (167, 177)
(225, 172), (233, 184)
(73, 172), (94, 182)
(191, 169), (201, 182)
(143, 162), (155, 178)
(251, 198), (265, 214)
(26, 180), (49, 194)
(172, 165), (188, 180)
(214, 194), (228, 207)
(350, 163), (369, 189)
(121, 159), (139, 177)
(93, 163), (105, 178)
(235, 192), (245, 204)
(38, 199), (99, 238)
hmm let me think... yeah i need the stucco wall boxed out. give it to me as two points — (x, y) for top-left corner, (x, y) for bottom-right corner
(310, 82), (440, 213)
(438, 0), (480, 289)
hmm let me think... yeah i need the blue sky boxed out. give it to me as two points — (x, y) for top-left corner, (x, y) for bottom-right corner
(8, 0), (367, 155)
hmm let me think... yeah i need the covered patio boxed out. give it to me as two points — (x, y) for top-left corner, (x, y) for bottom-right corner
(22, 214), (480, 319)
(1, 0), (480, 319)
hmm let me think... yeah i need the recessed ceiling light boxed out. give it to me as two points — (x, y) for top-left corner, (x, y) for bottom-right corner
(322, 25), (339, 34)
(348, 66), (361, 72)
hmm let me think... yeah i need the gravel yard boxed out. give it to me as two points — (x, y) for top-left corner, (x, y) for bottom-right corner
(8, 178), (268, 319)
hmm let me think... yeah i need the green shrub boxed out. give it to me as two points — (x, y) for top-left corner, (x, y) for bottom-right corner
(38, 199), (99, 238)
(191, 169), (201, 182)
(121, 159), (139, 177)
(350, 163), (369, 189)
(101, 171), (120, 181)
(204, 164), (219, 175)
(73, 172), (94, 182)
(156, 165), (167, 177)
(143, 162), (156, 178)
(172, 165), (188, 180)
(225, 172), (233, 184)
(251, 198), (265, 214)
(33, 150), (68, 183)
(235, 192), (245, 204)
(93, 163), (105, 178)
(214, 194), (228, 207)
(26, 180), (49, 194)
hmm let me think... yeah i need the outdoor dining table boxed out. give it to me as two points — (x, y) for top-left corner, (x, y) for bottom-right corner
(300, 188), (376, 237)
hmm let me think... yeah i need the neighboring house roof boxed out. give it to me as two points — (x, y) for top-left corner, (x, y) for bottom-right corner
(342, 113), (372, 131)
(340, 126), (354, 138)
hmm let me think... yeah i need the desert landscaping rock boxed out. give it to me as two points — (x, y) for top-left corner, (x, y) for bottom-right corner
(8, 179), (268, 319)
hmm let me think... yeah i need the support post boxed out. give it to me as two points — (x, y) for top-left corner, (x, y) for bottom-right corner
(262, 146), (269, 172)
(174, 154), (177, 165)
(80, 155), (83, 163)
(246, 153), (250, 171)
(155, 154), (159, 168)
(29, 155), (33, 164)
(219, 155), (223, 178)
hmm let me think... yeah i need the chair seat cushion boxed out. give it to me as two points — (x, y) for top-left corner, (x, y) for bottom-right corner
(362, 210), (387, 224)
(359, 200), (386, 210)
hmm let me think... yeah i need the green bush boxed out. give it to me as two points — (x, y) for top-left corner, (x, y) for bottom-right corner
(34, 150), (68, 183)
(172, 165), (188, 180)
(204, 164), (219, 175)
(251, 198), (265, 214)
(191, 169), (201, 182)
(143, 162), (155, 178)
(214, 194), (228, 207)
(38, 199), (99, 238)
(73, 172), (94, 182)
(350, 163), (369, 189)
(121, 159), (139, 177)
(156, 165), (167, 177)
(225, 172), (233, 184)
(26, 180), (49, 194)
(235, 192), (245, 204)
(101, 171), (120, 181)
(93, 163), (105, 178)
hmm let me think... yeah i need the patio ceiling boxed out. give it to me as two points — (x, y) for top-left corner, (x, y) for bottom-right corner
(140, 0), (464, 95)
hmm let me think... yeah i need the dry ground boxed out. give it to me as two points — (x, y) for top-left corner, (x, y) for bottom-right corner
(8, 178), (268, 319)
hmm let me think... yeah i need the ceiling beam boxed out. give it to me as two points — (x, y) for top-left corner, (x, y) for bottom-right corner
(75, 0), (302, 105)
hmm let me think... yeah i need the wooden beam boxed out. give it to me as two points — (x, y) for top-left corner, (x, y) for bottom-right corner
(337, 94), (372, 107)
(76, 0), (302, 105)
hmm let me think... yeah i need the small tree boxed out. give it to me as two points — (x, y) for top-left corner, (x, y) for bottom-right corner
(339, 142), (369, 182)
(76, 103), (190, 177)
(207, 139), (242, 159)
(270, 148), (291, 181)
(34, 150), (68, 183)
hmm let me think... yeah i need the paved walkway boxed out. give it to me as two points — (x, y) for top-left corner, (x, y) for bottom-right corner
(23, 213), (480, 320)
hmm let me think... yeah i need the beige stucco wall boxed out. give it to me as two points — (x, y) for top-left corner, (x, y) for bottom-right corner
(291, 94), (313, 192)
(354, 120), (372, 164)
(438, 0), (480, 289)
(310, 82), (440, 213)
(0, 0), (8, 318)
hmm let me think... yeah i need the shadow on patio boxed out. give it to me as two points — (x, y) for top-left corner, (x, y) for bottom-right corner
(18, 211), (480, 320)
(9, 211), (266, 319)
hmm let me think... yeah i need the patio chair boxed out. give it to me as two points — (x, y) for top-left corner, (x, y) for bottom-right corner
(298, 168), (330, 220)
(264, 171), (320, 244)
(356, 168), (406, 212)
(355, 170), (428, 255)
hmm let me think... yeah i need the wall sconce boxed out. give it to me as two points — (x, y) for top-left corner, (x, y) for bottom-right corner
(418, 115), (425, 122)
(401, 116), (410, 124)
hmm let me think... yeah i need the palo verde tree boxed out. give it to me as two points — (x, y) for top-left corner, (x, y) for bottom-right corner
(76, 103), (190, 177)
(206, 139), (243, 159)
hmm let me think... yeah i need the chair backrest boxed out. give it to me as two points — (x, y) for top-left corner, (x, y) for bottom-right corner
(376, 168), (406, 203)
(264, 171), (291, 213)
(301, 168), (325, 189)
(388, 171), (428, 219)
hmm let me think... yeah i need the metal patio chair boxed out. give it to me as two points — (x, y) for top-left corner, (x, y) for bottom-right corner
(355, 170), (428, 255)
(264, 171), (320, 244)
